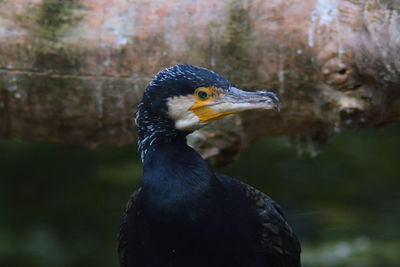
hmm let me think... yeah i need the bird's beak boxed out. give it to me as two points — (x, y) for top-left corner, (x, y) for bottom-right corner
(192, 87), (280, 123)
(216, 86), (280, 112)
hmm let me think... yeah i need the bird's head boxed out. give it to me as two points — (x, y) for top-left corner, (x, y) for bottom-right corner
(136, 65), (280, 149)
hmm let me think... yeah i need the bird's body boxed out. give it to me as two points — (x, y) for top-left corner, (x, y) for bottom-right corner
(118, 65), (300, 267)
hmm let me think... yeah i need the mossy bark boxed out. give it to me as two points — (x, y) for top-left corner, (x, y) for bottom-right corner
(0, 0), (399, 164)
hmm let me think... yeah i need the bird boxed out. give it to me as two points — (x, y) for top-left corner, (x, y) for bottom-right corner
(118, 65), (301, 267)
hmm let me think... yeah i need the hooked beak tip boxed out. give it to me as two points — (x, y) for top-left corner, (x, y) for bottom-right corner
(262, 91), (281, 112)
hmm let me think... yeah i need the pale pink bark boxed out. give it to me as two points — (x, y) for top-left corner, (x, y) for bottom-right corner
(0, 0), (399, 163)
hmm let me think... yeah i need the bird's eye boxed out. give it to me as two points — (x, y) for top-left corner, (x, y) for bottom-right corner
(197, 90), (209, 100)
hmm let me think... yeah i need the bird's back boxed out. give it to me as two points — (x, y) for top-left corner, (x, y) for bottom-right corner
(118, 174), (300, 267)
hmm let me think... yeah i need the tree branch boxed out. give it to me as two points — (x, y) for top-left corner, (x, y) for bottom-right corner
(0, 0), (399, 163)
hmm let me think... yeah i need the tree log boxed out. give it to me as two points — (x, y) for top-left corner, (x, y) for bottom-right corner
(0, 0), (399, 164)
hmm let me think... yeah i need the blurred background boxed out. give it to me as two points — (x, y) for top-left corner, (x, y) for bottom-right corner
(1, 125), (400, 267)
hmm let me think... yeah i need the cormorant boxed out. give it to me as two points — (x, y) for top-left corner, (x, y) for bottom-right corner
(118, 65), (301, 267)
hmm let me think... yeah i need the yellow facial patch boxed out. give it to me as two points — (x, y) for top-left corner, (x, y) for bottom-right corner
(189, 87), (238, 122)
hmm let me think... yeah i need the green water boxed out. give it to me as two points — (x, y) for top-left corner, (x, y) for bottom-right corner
(1, 126), (399, 266)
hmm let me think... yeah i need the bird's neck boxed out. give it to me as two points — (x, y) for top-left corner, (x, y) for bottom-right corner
(141, 135), (216, 217)
(137, 112), (185, 161)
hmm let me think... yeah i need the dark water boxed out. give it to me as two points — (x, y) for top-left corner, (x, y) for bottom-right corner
(1, 126), (399, 266)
